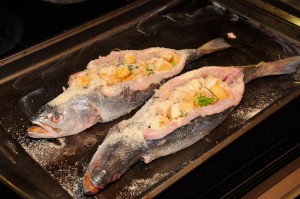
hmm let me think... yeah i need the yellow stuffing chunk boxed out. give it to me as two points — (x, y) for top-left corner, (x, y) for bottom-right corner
(204, 77), (218, 89)
(171, 53), (180, 66)
(87, 70), (98, 81)
(159, 115), (169, 126)
(167, 105), (182, 120)
(179, 92), (194, 103)
(156, 58), (173, 71)
(180, 102), (195, 114)
(185, 79), (201, 93)
(160, 51), (174, 62)
(79, 76), (89, 87)
(204, 77), (228, 100)
(209, 84), (228, 100)
(106, 76), (120, 85)
(124, 53), (135, 64)
(132, 61), (147, 75)
(178, 91), (197, 113)
(160, 51), (180, 66)
(123, 74), (136, 82)
(117, 65), (130, 78)
(99, 66), (117, 77)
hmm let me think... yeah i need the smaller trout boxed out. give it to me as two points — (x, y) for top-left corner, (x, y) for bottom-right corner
(27, 38), (230, 138)
(83, 56), (300, 195)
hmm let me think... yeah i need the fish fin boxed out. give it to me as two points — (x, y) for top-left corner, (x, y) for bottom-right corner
(243, 56), (300, 83)
(198, 37), (231, 54)
(295, 66), (300, 81)
(260, 56), (300, 76)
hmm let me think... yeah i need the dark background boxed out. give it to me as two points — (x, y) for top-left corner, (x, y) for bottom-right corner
(0, 0), (135, 59)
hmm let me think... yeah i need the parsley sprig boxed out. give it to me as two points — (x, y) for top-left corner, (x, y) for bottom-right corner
(146, 67), (154, 75)
(197, 95), (214, 107)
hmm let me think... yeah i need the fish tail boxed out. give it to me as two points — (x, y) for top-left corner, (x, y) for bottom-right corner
(260, 56), (300, 76)
(198, 37), (231, 54)
(243, 56), (300, 83)
(185, 38), (231, 62)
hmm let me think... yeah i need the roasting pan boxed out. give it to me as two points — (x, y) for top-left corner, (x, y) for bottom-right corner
(0, 0), (299, 198)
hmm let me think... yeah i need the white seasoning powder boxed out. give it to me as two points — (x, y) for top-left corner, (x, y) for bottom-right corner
(116, 173), (167, 199)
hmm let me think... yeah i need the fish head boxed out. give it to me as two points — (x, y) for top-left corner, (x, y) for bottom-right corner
(83, 132), (146, 195)
(28, 97), (100, 138)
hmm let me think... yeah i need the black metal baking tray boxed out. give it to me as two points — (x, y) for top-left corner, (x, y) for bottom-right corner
(0, 0), (299, 198)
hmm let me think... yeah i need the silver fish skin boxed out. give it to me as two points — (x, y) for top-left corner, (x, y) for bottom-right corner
(28, 38), (230, 138)
(83, 56), (300, 195)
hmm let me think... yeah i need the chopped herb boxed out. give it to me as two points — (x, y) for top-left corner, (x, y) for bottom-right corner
(112, 48), (122, 51)
(180, 110), (188, 116)
(128, 65), (134, 71)
(146, 67), (154, 75)
(197, 95), (214, 107)
(171, 60), (177, 67)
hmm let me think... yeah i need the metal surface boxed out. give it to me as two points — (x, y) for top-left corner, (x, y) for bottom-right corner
(271, 0), (300, 17)
(281, 0), (300, 9)
(0, 127), (72, 199)
(216, 0), (300, 45)
(283, 0), (300, 10)
(0, 0), (299, 198)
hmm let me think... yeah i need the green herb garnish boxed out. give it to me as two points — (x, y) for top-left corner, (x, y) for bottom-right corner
(171, 60), (177, 67)
(197, 95), (214, 107)
(146, 67), (154, 75)
(128, 65), (134, 71)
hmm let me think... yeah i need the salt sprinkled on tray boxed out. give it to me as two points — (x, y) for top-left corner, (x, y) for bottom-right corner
(22, 138), (66, 167)
(49, 163), (83, 198)
(21, 137), (91, 198)
(116, 173), (167, 199)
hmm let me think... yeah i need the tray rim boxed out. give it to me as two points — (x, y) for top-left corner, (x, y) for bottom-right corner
(0, 0), (299, 198)
(215, 0), (300, 46)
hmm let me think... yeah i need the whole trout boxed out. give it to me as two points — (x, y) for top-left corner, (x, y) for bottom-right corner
(83, 56), (300, 194)
(28, 38), (230, 138)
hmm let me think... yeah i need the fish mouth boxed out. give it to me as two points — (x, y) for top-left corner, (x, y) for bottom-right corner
(83, 171), (103, 195)
(27, 122), (60, 138)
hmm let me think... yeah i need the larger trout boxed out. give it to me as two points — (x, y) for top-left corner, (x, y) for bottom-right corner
(28, 38), (230, 138)
(83, 56), (300, 195)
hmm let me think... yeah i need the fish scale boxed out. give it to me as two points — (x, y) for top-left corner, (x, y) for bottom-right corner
(88, 83), (159, 122)
(144, 107), (234, 163)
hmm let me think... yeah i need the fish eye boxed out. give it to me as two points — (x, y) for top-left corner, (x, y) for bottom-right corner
(51, 112), (64, 123)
